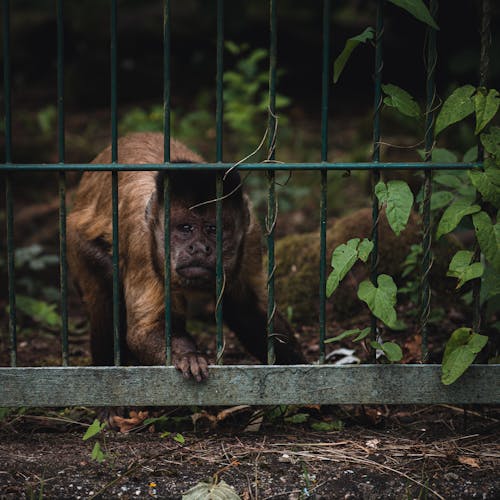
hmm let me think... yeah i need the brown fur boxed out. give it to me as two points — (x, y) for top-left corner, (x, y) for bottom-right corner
(67, 132), (303, 378)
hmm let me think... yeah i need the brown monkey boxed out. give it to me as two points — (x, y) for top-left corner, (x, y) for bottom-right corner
(67, 132), (304, 380)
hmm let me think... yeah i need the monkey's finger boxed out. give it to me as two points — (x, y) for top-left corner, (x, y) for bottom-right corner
(174, 357), (192, 379)
(189, 355), (204, 382)
(198, 356), (209, 380)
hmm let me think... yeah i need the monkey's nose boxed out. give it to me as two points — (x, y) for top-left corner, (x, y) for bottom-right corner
(188, 241), (212, 256)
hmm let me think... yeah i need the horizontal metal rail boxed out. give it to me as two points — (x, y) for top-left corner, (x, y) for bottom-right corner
(1, 365), (498, 407)
(1, 162), (481, 172)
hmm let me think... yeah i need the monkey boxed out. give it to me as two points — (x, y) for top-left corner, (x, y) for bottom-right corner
(67, 132), (304, 380)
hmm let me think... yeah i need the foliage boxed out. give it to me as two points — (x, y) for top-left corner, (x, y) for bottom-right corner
(329, 2), (500, 376)
(333, 28), (374, 83)
(375, 180), (414, 236)
(82, 419), (107, 463)
(326, 237), (373, 297)
(1, 244), (61, 330)
(441, 328), (488, 385)
(182, 478), (240, 500)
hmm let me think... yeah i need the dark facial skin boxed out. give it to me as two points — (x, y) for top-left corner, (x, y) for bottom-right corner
(169, 204), (242, 290)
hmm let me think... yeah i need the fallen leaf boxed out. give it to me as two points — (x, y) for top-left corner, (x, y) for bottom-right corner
(458, 456), (480, 468)
(112, 410), (149, 433)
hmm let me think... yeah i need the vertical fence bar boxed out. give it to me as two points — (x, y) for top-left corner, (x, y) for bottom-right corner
(421, 0), (438, 362)
(3, 0), (16, 367)
(110, 0), (120, 366)
(215, 0), (224, 364)
(163, 0), (172, 365)
(57, 0), (69, 366)
(266, 0), (277, 365)
(370, 0), (384, 351)
(472, 0), (491, 334)
(319, 0), (331, 364)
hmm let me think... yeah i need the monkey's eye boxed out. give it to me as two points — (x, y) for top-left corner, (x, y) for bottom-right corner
(178, 224), (194, 233)
(205, 224), (217, 235)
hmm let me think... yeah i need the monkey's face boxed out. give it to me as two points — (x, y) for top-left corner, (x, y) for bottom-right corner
(169, 204), (244, 290)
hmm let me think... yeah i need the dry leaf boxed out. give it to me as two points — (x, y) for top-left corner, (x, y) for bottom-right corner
(366, 438), (380, 450)
(112, 410), (149, 433)
(458, 456), (480, 468)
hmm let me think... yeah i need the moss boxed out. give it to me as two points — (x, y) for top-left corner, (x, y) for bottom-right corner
(274, 208), (460, 325)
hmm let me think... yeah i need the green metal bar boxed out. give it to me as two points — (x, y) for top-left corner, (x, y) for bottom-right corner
(57, 0), (69, 366)
(3, 0), (16, 367)
(319, 0), (331, 364)
(215, 173), (224, 364)
(215, 0), (224, 364)
(421, 0), (438, 362)
(1, 162), (481, 172)
(266, 0), (277, 365)
(163, 0), (172, 365)
(1, 365), (499, 407)
(472, 0), (491, 334)
(370, 0), (384, 348)
(111, 0), (120, 366)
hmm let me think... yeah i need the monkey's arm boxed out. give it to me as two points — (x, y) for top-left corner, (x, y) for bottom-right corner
(122, 274), (209, 380)
(223, 286), (305, 364)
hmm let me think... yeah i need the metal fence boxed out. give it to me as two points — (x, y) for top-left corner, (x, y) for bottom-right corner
(1, 0), (499, 408)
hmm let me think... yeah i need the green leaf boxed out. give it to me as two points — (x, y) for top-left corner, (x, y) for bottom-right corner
(374, 180), (388, 205)
(325, 329), (362, 343)
(182, 479), (240, 500)
(446, 250), (484, 288)
(463, 146), (478, 163)
(333, 28), (374, 84)
(441, 328), (488, 385)
(325, 327), (370, 344)
(83, 419), (106, 441)
(376, 180), (414, 236)
(387, 0), (439, 29)
(481, 126), (500, 157)
(431, 191), (454, 211)
(431, 148), (458, 163)
(326, 238), (360, 297)
(382, 83), (421, 118)
(285, 413), (310, 424)
(435, 85), (476, 136)
(173, 433), (185, 444)
(311, 420), (344, 431)
(474, 87), (500, 134)
(358, 274), (398, 328)
(15, 295), (61, 328)
(91, 441), (106, 463)
(436, 199), (481, 239)
(433, 172), (463, 189)
(468, 158), (500, 208)
(357, 239), (374, 262)
(353, 327), (371, 342)
(371, 341), (403, 362)
(481, 266), (500, 303)
(472, 211), (500, 272)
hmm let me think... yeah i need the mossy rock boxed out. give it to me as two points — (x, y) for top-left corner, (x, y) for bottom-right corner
(274, 208), (460, 325)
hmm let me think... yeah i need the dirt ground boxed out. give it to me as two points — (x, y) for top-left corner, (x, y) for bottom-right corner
(1, 405), (499, 499)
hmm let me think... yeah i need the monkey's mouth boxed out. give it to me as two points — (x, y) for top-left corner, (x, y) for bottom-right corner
(176, 264), (215, 281)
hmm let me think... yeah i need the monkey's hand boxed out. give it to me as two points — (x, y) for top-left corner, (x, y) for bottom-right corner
(173, 351), (209, 382)
(171, 334), (209, 381)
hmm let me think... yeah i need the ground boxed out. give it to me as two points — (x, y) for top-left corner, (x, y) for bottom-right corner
(1, 405), (499, 499)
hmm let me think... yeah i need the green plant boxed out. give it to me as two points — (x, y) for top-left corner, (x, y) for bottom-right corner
(2, 245), (61, 329)
(82, 418), (108, 463)
(224, 41), (290, 149)
(327, 0), (499, 380)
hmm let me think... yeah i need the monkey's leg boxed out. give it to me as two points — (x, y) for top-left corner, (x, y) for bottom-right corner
(224, 290), (305, 364)
(68, 232), (119, 366)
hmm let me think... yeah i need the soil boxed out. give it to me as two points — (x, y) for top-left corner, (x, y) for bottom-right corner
(1, 405), (499, 499)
